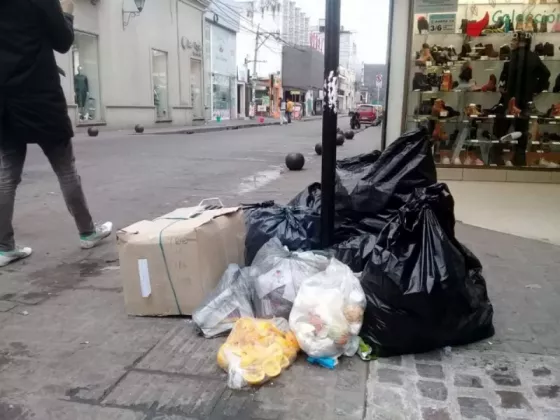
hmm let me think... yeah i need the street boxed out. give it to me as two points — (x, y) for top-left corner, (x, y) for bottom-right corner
(1, 120), (560, 420)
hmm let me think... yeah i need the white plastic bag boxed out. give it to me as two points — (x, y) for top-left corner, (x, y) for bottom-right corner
(289, 258), (366, 359)
(250, 238), (330, 319)
(193, 264), (254, 338)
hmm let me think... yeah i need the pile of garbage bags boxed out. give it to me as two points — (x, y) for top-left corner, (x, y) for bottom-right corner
(240, 127), (494, 357)
(194, 127), (494, 388)
(195, 237), (366, 388)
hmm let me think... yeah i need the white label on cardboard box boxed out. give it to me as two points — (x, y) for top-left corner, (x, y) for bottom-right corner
(138, 259), (152, 298)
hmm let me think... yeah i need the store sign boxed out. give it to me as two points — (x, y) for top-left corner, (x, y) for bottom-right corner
(415, 0), (458, 14)
(428, 14), (456, 34)
(181, 37), (202, 58)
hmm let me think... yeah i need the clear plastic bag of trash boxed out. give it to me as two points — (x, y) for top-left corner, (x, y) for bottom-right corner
(193, 264), (254, 338)
(250, 238), (330, 319)
(217, 317), (300, 389)
(289, 258), (366, 359)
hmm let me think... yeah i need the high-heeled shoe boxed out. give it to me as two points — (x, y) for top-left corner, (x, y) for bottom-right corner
(467, 12), (489, 37)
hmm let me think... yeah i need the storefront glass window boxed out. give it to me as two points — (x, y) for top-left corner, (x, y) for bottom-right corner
(152, 50), (170, 121)
(212, 74), (231, 120)
(408, 0), (560, 169)
(190, 59), (203, 118)
(72, 32), (102, 124)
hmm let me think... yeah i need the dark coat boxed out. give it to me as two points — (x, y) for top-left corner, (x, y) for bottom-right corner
(0, 0), (75, 146)
(499, 49), (551, 106)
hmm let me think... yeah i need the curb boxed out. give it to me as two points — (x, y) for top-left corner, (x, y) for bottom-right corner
(143, 116), (329, 136)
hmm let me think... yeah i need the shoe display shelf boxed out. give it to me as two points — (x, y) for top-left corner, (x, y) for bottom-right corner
(408, 11), (560, 172)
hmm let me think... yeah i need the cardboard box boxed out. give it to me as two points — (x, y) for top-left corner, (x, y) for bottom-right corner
(117, 207), (246, 316)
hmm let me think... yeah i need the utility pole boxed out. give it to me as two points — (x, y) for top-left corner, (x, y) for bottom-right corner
(320, 0), (341, 247)
(252, 24), (260, 119)
(248, 24), (272, 119)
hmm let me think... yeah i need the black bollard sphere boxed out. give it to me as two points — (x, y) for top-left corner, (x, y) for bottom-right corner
(315, 143), (322, 155)
(134, 124), (145, 134)
(285, 153), (305, 171)
(345, 130), (355, 140)
(336, 134), (345, 146)
(87, 127), (99, 137)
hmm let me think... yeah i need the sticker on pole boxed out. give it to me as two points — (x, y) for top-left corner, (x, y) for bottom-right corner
(415, 0), (458, 14)
(375, 74), (383, 89)
(429, 14), (456, 34)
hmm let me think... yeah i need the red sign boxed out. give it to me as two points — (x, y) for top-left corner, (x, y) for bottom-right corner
(309, 32), (324, 53)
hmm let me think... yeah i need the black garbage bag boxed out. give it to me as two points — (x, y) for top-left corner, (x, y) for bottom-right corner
(360, 184), (494, 356)
(244, 203), (321, 265)
(335, 128), (436, 234)
(331, 233), (376, 273)
(288, 182), (321, 213)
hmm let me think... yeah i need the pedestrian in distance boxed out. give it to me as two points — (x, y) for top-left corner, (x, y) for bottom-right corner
(0, 0), (112, 267)
(286, 98), (294, 124)
(280, 98), (286, 125)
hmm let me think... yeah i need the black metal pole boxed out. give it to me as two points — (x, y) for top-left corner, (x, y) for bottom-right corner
(320, 0), (341, 248)
(380, 0), (396, 151)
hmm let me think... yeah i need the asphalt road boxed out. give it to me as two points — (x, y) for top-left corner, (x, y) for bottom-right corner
(6, 118), (380, 283)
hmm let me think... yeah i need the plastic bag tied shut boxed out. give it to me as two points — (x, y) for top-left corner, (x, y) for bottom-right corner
(250, 238), (330, 319)
(217, 317), (300, 389)
(290, 258), (366, 359)
(193, 264), (254, 338)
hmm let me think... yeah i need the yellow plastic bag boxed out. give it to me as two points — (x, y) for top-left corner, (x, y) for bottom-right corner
(217, 317), (299, 389)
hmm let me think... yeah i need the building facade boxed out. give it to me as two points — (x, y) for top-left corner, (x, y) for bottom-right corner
(281, 46), (324, 116)
(363, 64), (387, 106)
(204, 0), (240, 121)
(55, 0), (211, 130)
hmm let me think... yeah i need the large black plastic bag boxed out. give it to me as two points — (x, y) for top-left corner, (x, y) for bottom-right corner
(360, 184), (494, 356)
(331, 234), (376, 274)
(335, 128), (436, 234)
(244, 203), (321, 265)
(288, 182), (321, 213)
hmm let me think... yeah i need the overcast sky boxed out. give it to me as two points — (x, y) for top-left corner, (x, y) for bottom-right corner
(298, 0), (390, 64)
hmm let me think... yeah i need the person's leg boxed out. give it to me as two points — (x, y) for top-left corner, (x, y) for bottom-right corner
(0, 141), (27, 251)
(39, 139), (112, 248)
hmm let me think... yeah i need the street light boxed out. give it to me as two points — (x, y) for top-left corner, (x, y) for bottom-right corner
(320, 0), (341, 248)
(122, 0), (146, 30)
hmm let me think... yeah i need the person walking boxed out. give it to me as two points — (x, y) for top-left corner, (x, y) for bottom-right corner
(286, 98), (294, 124)
(0, 0), (112, 267)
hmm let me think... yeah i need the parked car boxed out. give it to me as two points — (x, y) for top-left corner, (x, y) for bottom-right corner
(356, 104), (377, 125)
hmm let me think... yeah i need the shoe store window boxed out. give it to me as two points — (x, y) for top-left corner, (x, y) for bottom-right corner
(407, 0), (560, 170)
(152, 49), (170, 122)
(72, 32), (102, 124)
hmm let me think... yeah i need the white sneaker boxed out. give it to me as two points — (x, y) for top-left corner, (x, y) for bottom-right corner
(0, 246), (32, 267)
(453, 157), (462, 165)
(80, 222), (113, 249)
(441, 157), (451, 165)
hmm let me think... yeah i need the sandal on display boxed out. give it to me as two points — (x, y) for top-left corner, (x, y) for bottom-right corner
(507, 97), (521, 117)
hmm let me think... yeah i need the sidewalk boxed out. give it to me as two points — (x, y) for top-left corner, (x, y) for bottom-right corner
(1, 129), (560, 419)
(73, 115), (327, 139)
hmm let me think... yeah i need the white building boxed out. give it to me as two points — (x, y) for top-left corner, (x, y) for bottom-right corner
(55, 0), (211, 130)
(204, 0), (240, 120)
